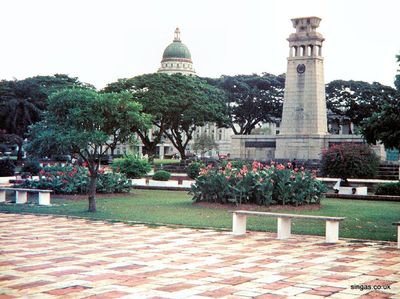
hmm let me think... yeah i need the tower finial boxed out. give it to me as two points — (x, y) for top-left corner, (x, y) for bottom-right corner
(174, 27), (181, 42)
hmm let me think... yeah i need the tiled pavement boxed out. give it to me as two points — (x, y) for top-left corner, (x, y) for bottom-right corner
(0, 214), (399, 299)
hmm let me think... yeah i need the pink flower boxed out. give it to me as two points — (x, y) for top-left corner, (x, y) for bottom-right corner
(226, 162), (232, 170)
(199, 168), (208, 176)
(276, 164), (285, 170)
(287, 162), (292, 168)
(240, 165), (248, 175)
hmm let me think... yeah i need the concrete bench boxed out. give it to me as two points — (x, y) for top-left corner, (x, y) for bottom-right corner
(339, 186), (367, 195)
(393, 222), (400, 249)
(231, 210), (345, 243)
(0, 188), (52, 206)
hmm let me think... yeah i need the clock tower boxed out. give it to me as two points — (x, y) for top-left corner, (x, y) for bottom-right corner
(275, 17), (328, 160)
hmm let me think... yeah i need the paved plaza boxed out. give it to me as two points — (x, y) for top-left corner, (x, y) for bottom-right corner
(0, 213), (399, 298)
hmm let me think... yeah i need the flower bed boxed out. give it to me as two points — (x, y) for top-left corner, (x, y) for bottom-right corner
(18, 165), (131, 194)
(191, 161), (326, 206)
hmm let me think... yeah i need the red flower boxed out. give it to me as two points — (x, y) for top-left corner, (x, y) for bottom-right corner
(276, 164), (285, 170)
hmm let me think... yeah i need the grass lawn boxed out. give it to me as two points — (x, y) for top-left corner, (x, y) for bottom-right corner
(0, 189), (399, 241)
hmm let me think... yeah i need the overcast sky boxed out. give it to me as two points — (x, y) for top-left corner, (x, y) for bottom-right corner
(0, 0), (399, 89)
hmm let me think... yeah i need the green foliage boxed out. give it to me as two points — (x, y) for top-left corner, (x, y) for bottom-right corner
(0, 160), (15, 176)
(104, 73), (228, 159)
(0, 75), (91, 160)
(325, 80), (398, 127)
(152, 170), (171, 181)
(395, 53), (400, 91)
(26, 88), (150, 212)
(96, 172), (132, 193)
(111, 154), (151, 179)
(186, 161), (205, 179)
(376, 182), (400, 196)
(361, 100), (400, 151)
(21, 159), (42, 175)
(191, 161), (326, 206)
(205, 73), (285, 135)
(321, 143), (380, 178)
(19, 165), (131, 194)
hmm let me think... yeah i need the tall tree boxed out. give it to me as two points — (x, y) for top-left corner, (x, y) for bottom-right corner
(325, 80), (398, 129)
(0, 74), (90, 160)
(104, 73), (227, 160)
(27, 89), (150, 212)
(205, 73), (285, 135)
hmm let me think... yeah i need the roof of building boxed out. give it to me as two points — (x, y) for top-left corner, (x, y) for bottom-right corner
(162, 28), (192, 60)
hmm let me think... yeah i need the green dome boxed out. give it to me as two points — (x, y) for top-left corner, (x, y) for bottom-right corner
(162, 41), (192, 60)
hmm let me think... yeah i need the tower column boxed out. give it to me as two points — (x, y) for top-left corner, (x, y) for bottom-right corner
(275, 17), (328, 160)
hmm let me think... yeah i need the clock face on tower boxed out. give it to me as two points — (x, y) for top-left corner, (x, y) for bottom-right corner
(296, 64), (306, 74)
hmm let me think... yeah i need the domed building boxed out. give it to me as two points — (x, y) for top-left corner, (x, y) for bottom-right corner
(158, 28), (196, 75)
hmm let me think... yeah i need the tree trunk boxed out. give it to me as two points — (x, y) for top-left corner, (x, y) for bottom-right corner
(176, 146), (186, 160)
(16, 141), (23, 163)
(142, 145), (157, 163)
(88, 174), (97, 212)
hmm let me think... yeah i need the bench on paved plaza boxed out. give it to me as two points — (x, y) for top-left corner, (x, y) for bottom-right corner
(230, 210), (345, 243)
(0, 187), (52, 206)
(393, 222), (400, 249)
(339, 186), (368, 195)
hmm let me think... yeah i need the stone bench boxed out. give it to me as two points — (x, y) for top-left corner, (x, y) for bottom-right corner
(230, 210), (345, 243)
(339, 186), (368, 195)
(393, 222), (400, 249)
(0, 188), (53, 206)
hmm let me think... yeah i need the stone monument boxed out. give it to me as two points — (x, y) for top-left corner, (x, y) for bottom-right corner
(275, 17), (328, 160)
(231, 17), (365, 161)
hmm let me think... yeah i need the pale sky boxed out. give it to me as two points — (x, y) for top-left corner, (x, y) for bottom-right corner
(0, 0), (399, 89)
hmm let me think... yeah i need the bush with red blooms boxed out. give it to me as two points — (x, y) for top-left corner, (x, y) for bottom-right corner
(191, 161), (326, 206)
(19, 165), (131, 194)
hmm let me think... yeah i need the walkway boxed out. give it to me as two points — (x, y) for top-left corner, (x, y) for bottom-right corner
(0, 213), (399, 298)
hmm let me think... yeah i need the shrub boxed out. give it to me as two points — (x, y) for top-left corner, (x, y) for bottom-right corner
(0, 160), (15, 176)
(321, 143), (380, 178)
(153, 170), (171, 181)
(186, 161), (205, 179)
(19, 165), (131, 194)
(375, 182), (400, 196)
(111, 154), (151, 179)
(191, 161), (326, 206)
(21, 159), (42, 175)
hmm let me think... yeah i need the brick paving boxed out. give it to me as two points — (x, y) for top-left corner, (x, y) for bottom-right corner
(0, 213), (399, 298)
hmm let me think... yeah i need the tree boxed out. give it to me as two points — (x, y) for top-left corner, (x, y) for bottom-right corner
(205, 73), (285, 135)
(395, 53), (400, 91)
(361, 99), (400, 152)
(192, 133), (218, 157)
(104, 73), (228, 160)
(27, 89), (150, 212)
(0, 74), (90, 160)
(325, 80), (398, 130)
